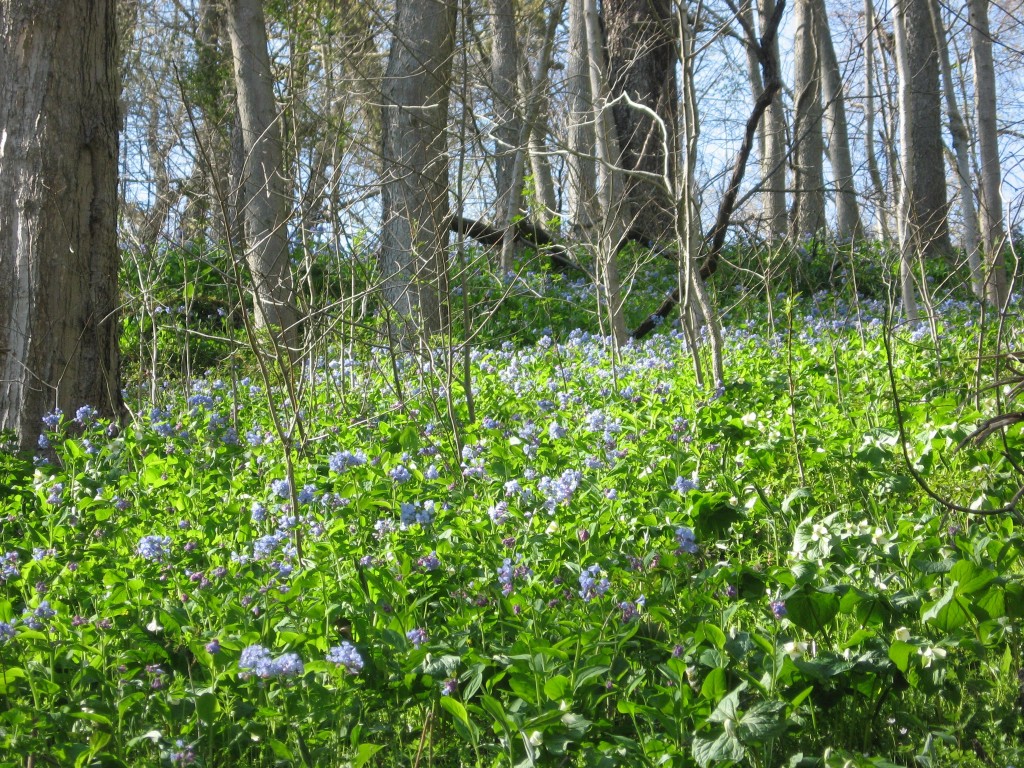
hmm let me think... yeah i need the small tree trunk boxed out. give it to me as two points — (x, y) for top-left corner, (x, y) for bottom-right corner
(969, 0), (1007, 306)
(759, 0), (788, 240)
(0, 0), (123, 449)
(226, 0), (299, 349)
(816, 0), (863, 240)
(862, 0), (890, 239)
(927, 0), (983, 298)
(583, 0), (628, 345)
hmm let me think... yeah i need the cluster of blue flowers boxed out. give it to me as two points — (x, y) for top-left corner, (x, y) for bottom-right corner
(23, 601), (56, 630)
(578, 565), (610, 602)
(137, 535), (173, 562)
(238, 645), (305, 679)
(675, 527), (699, 555)
(406, 628), (429, 648)
(538, 469), (583, 512)
(326, 642), (364, 674)
(328, 449), (367, 474)
(399, 501), (434, 527)
(0, 621), (16, 644)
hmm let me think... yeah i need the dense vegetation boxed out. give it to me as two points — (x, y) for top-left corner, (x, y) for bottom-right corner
(2, 248), (1024, 767)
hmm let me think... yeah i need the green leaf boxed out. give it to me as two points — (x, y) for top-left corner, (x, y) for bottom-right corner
(701, 667), (728, 702)
(921, 585), (970, 632)
(785, 587), (839, 634)
(738, 700), (788, 741)
(708, 683), (746, 723)
(950, 560), (995, 595)
(544, 674), (570, 701)
(439, 696), (469, 727)
(352, 743), (384, 768)
(693, 729), (745, 768)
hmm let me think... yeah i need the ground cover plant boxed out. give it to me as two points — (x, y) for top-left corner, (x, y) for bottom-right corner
(2, 283), (1024, 768)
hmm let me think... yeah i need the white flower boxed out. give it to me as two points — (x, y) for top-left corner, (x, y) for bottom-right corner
(894, 627), (911, 643)
(918, 645), (947, 668)
(783, 640), (809, 660)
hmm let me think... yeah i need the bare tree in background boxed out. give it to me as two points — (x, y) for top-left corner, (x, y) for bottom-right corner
(380, 0), (457, 337)
(792, 0), (826, 237)
(605, 0), (678, 246)
(227, 0), (299, 349)
(969, 0), (1008, 306)
(817, 0), (863, 240)
(0, 0), (123, 450)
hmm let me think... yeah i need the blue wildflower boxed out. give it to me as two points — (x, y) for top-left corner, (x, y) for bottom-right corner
(74, 405), (98, 425)
(41, 408), (63, 430)
(406, 628), (429, 649)
(270, 479), (290, 499)
(390, 465), (412, 484)
(137, 535), (172, 562)
(0, 621), (16, 644)
(327, 641), (364, 674)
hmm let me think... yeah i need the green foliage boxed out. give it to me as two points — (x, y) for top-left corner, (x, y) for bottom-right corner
(6, 279), (1024, 766)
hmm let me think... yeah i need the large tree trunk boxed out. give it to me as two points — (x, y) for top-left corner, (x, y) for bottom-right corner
(226, 0), (298, 348)
(927, 0), (982, 297)
(380, 0), (456, 336)
(489, 0), (522, 272)
(792, 0), (826, 237)
(565, 0), (598, 238)
(604, 0), (677, 245)
(969, 0), (1007, 306)
(893, 0), (951, 260)
(0, 0), (123, 450)
(816, 0), (862, 240)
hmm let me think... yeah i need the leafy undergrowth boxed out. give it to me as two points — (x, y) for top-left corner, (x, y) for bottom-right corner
(3, 293), (1024, 768)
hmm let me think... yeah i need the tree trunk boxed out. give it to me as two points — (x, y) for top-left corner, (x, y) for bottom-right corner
(584, 0), (628, 345)
(816, 0), (863, 240)
(604, 0), (677, 246)
(759, 0), (788, 240)
(893, 0), (951, 260)
(927, 0), (982, 297)
(489, 0), (522, 273)
(969, 0), (1007, 306)
(565, 0), (598, 237)
(792, 0), (826, 238)
(0, 0), (123, 450)
(226, 0), (298, 348)
(380, 0), (456, 336)
(862, 0), (890, 239)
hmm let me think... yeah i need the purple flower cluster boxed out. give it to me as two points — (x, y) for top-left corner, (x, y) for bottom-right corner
(238, 645), (305, 679)
(399, 501), (434, 527)
(326, 641), (364, 674)
(497, 557), (532, 596)
(0, 621), (16, 644)
(23, 600), (56, 630)
(270, 479), (291, 499)
(770, 600), (787, 619)
(74, 405), (98, 426)
(41, 408), (63, 430)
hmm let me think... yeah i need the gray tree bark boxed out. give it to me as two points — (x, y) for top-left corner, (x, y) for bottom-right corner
(489, 0), (522, 272)
(792, 0), (826, 237)
(969, 0), (1007, 306)
(380, 0), (456, 336)
(862, 0), (890, 239)
(816, 0), (863, 240)
(226, 0), (298, 348)
(0, 0), (123, 449)
(604, 0), (677, 245)
(927, 0), (982, 297)
(565, 0), (598, 237)
(893, 0), (952, 260)
(759, 0), (788, 240)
